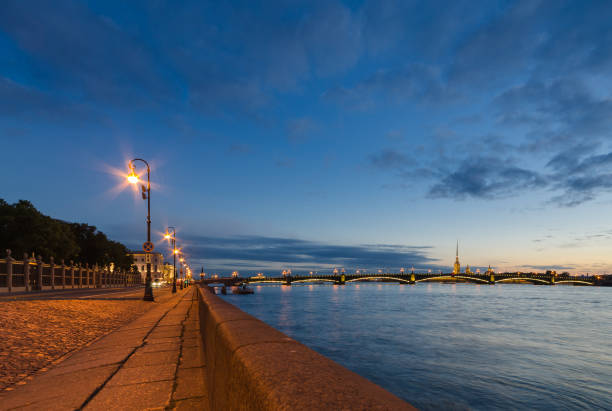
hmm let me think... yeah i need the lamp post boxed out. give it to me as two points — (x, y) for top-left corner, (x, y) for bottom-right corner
(179, 257), (184, 289)
(127, 158), (154, 301)
(164, 227), (177, 293)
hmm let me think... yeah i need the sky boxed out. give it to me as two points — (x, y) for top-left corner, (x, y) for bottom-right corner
(2, 0), (612, 275)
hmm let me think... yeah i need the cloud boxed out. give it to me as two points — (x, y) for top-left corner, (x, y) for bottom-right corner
(176, 234), (437, 274)
(324, 63), (452, 109)
(368, 149), (411, 170)
(495, 78), (612, 148)
(227, 143), (251, 155)
(0, 0), (367, 120)
(274, 159), (294, 168)
(0, 76), (100, 124)
(286, 117), (317, 143)
(0, 1), (169, 107)
(428, 158), (546, 200)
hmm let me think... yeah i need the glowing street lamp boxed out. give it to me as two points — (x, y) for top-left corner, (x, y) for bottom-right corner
(164, 227), (178, 293)
(127, 158), (154, 302)
(179, 257), (186, 289)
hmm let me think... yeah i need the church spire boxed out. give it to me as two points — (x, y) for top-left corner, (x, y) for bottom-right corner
(453, 240), (461, 275)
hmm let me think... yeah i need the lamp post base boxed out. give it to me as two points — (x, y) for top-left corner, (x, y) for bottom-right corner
(143, 285), (154, 301)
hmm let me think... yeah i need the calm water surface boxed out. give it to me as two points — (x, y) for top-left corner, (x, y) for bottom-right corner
(223, 283), (612, 410)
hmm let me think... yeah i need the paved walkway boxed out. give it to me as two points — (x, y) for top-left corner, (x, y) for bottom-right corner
(0, 287), (208, 410)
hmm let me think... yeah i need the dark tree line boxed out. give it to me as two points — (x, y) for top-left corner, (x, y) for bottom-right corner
(0, 199), (134, 270)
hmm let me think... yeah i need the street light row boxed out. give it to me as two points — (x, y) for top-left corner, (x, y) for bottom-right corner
(126, 158), (193, 302)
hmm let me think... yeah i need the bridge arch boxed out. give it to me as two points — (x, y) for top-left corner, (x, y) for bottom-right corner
(291, 278), (337, 284)
(495, 277), (550, 284)
(245, 280), (287, 285)
(346, 276), (412, 284)
(415, 275), (489, 284)
(554, 280), (594, 286)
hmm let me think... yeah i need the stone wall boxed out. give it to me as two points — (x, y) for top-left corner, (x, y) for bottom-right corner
(196, 285), (415, 410)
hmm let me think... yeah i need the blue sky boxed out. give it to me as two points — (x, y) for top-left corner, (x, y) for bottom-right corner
(2, 0), (612, 275)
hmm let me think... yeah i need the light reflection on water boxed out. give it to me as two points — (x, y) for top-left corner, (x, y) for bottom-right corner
(224, 283), (612, 410)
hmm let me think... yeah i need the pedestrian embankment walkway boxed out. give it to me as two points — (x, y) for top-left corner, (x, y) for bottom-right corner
(1, 284), (415, 410)
(0, 287), (206, 410)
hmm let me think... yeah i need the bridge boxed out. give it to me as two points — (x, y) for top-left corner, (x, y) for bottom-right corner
(202, 271), (601, 286)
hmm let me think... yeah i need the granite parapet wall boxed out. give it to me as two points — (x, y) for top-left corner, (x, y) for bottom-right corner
(196, 285), (415, 410)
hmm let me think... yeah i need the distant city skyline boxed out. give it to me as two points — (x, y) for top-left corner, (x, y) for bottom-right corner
(3, 1), (612, 274)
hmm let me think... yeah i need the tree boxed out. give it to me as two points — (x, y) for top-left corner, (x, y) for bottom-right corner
(0, 199), (79, 261)
(0, 199), (133, 269)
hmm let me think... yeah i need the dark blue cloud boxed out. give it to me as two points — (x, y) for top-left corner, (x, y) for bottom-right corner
(324, 63), (453, 109)
(368, 149), (411, 170)
(174, 234), (438, 274)
(428, 159), (546, 200)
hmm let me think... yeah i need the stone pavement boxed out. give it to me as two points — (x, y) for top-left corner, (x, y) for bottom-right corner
(0, 287), (208, 411)
(0, 288), (179, 390)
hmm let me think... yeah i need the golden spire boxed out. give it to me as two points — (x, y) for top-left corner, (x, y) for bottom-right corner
(453, 241), (460, 275)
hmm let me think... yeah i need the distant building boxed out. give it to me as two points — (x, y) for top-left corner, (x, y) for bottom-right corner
(128, 252), (164, 281)
(163, 262), (175, 283)
(453, 241), (461, 275)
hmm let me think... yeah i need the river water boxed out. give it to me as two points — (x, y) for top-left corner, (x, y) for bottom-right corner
(222, 283), (612, 410)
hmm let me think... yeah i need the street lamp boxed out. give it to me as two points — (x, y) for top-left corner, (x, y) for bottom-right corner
(127, 158), (154, 301)
(179, 257), (185, 289)
(164, 227), (177, 293)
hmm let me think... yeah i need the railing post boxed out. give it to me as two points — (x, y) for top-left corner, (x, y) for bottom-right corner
(6, 249), (13, 294)
(24, 253), (30, 292)
(85, 263), (90, 288)
(93, 264), (98, 288)
(37, 255), (43, 291)
(61, 260), (66, 289)
(78, 264), (83, 288)
(70, 261), (75, 288)
(50, 256), (55, 290)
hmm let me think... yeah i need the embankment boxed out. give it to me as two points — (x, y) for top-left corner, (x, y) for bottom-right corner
(196, 285), (415, 410)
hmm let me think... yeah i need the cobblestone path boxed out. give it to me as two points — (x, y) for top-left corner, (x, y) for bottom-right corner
(0, 289), (175, 390)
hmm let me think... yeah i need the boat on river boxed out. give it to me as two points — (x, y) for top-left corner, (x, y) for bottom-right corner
(233, 284), (254, 294)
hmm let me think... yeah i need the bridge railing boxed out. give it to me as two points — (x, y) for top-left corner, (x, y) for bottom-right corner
(0, 249), (142, 294)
